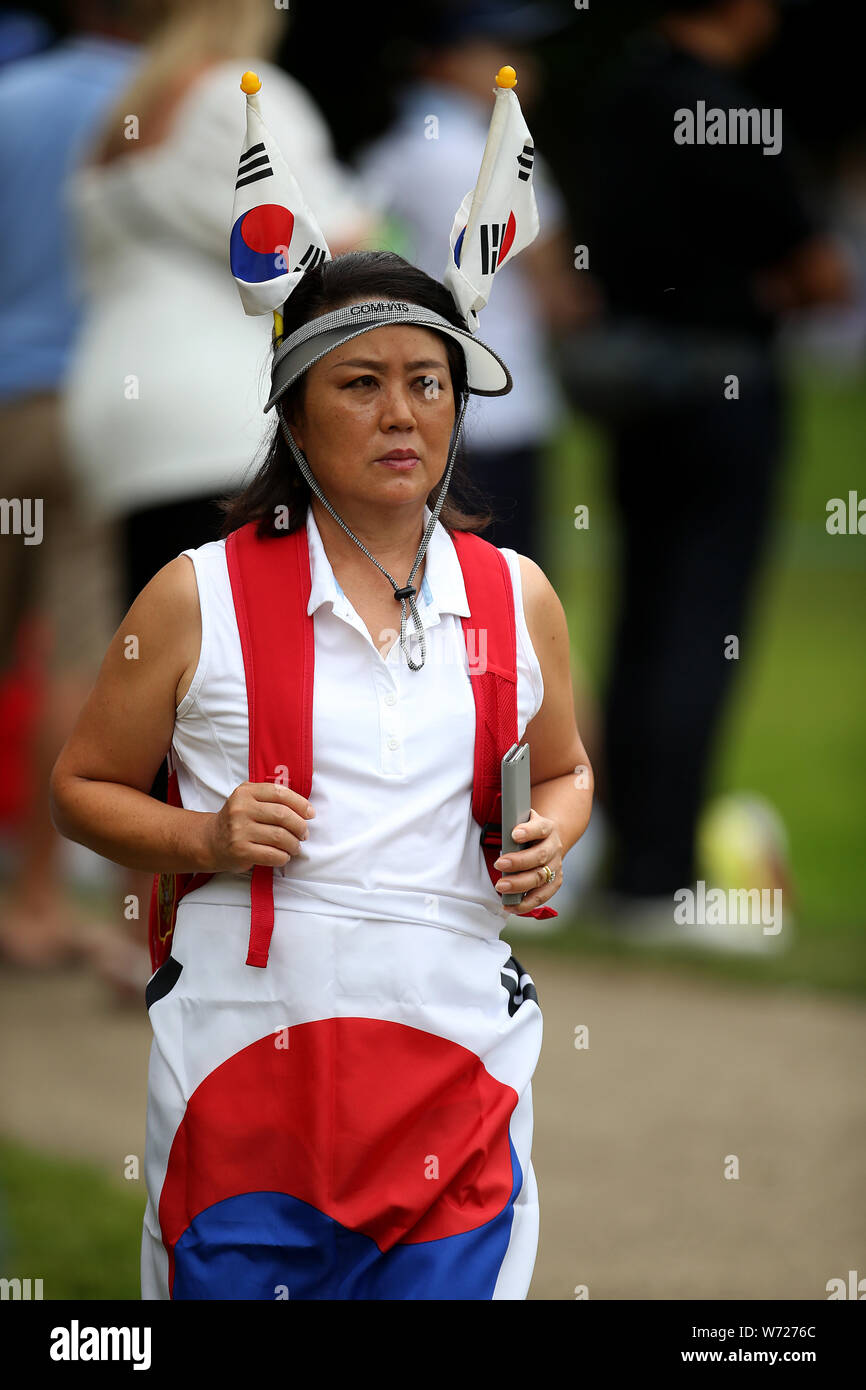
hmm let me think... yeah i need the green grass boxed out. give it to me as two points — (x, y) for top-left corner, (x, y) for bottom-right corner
(533, 364), (866, 997)
(0, 1139), (144, 1299)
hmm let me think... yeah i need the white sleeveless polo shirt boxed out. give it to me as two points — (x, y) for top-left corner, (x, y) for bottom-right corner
(170, 504), (544, 941)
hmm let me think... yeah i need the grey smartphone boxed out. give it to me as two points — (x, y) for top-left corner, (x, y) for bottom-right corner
(500, 742), (531, 906)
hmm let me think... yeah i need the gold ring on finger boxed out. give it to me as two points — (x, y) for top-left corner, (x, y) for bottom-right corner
(541, 864), (555, 885)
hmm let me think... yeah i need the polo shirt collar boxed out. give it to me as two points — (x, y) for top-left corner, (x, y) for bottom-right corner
(305, 503), (471, 622)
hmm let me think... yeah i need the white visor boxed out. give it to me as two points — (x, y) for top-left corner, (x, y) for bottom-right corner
(264, 298), (512, 411)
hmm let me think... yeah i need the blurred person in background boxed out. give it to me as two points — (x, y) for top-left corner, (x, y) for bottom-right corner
(559, 0), (852, 939)
(357, 1), (602, 922)
(780, 135), (866, 367)
(59, 0), (373, 993)
(0, 1), (142, 966)
(0, 8), (53, 67)
(356, 0), (584, 561)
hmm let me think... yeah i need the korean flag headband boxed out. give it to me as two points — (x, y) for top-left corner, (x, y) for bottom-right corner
(229, 67), (541, 670)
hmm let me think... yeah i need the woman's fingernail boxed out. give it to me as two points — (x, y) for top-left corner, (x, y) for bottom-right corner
(498, 882), (512, 892)
(513, 829), (526, 840)
(495, 858), (511, 870)
(306, 805), (316, 818)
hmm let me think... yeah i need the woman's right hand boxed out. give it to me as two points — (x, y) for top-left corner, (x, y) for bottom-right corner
(202, 782), (316, 873)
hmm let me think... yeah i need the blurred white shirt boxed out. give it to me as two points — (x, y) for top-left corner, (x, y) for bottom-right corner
(356, 80), (569, 452)
(63, 59), (368, 521)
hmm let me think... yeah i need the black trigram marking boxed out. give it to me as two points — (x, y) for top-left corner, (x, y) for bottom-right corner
(298, 243), (327, 271)
(145, 955), (182, 1011)
(236, 141), (273, 190)
(517, 142), (534, 182)
(500, 954), (539, 1017)
(480, 222), (506, 276)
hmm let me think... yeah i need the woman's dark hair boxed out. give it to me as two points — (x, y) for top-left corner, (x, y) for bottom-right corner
(219, 250), (494, 539)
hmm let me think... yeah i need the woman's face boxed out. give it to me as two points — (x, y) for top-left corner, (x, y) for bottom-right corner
(286, 321), (458, 518)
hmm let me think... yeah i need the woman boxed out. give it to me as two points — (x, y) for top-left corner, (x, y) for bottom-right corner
(50, 250), (593, 1300)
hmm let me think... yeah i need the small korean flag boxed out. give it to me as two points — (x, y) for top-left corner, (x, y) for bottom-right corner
(229, 72), (331, 315)
(444, 68), (541, 334)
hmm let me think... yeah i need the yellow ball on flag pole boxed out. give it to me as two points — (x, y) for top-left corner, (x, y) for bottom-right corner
(495, 66), (517, 88)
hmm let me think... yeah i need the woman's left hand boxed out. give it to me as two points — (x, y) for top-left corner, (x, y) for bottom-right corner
(493, 809), (564, 914)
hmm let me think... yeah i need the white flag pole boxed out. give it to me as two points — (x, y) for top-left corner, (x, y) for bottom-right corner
(239, 70), (283, 343)
(462, 66), (518, 258)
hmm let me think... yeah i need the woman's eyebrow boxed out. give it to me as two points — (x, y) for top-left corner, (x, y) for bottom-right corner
(328, 357), (448, 371)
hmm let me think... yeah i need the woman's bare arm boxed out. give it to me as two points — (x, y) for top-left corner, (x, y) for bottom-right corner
(520, 553), (594, 851)
(48, 556), (214, 872)
(491, 554), (594, 913)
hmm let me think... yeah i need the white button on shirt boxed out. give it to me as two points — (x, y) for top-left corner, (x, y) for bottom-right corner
(171, 504), (544, 941)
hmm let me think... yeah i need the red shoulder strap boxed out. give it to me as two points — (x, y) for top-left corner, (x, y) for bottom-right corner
(450, 529), (557, 922)
(226, 521), (315, 967)
(449, 529), (517, 832)
(148, 524), (315, 973)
